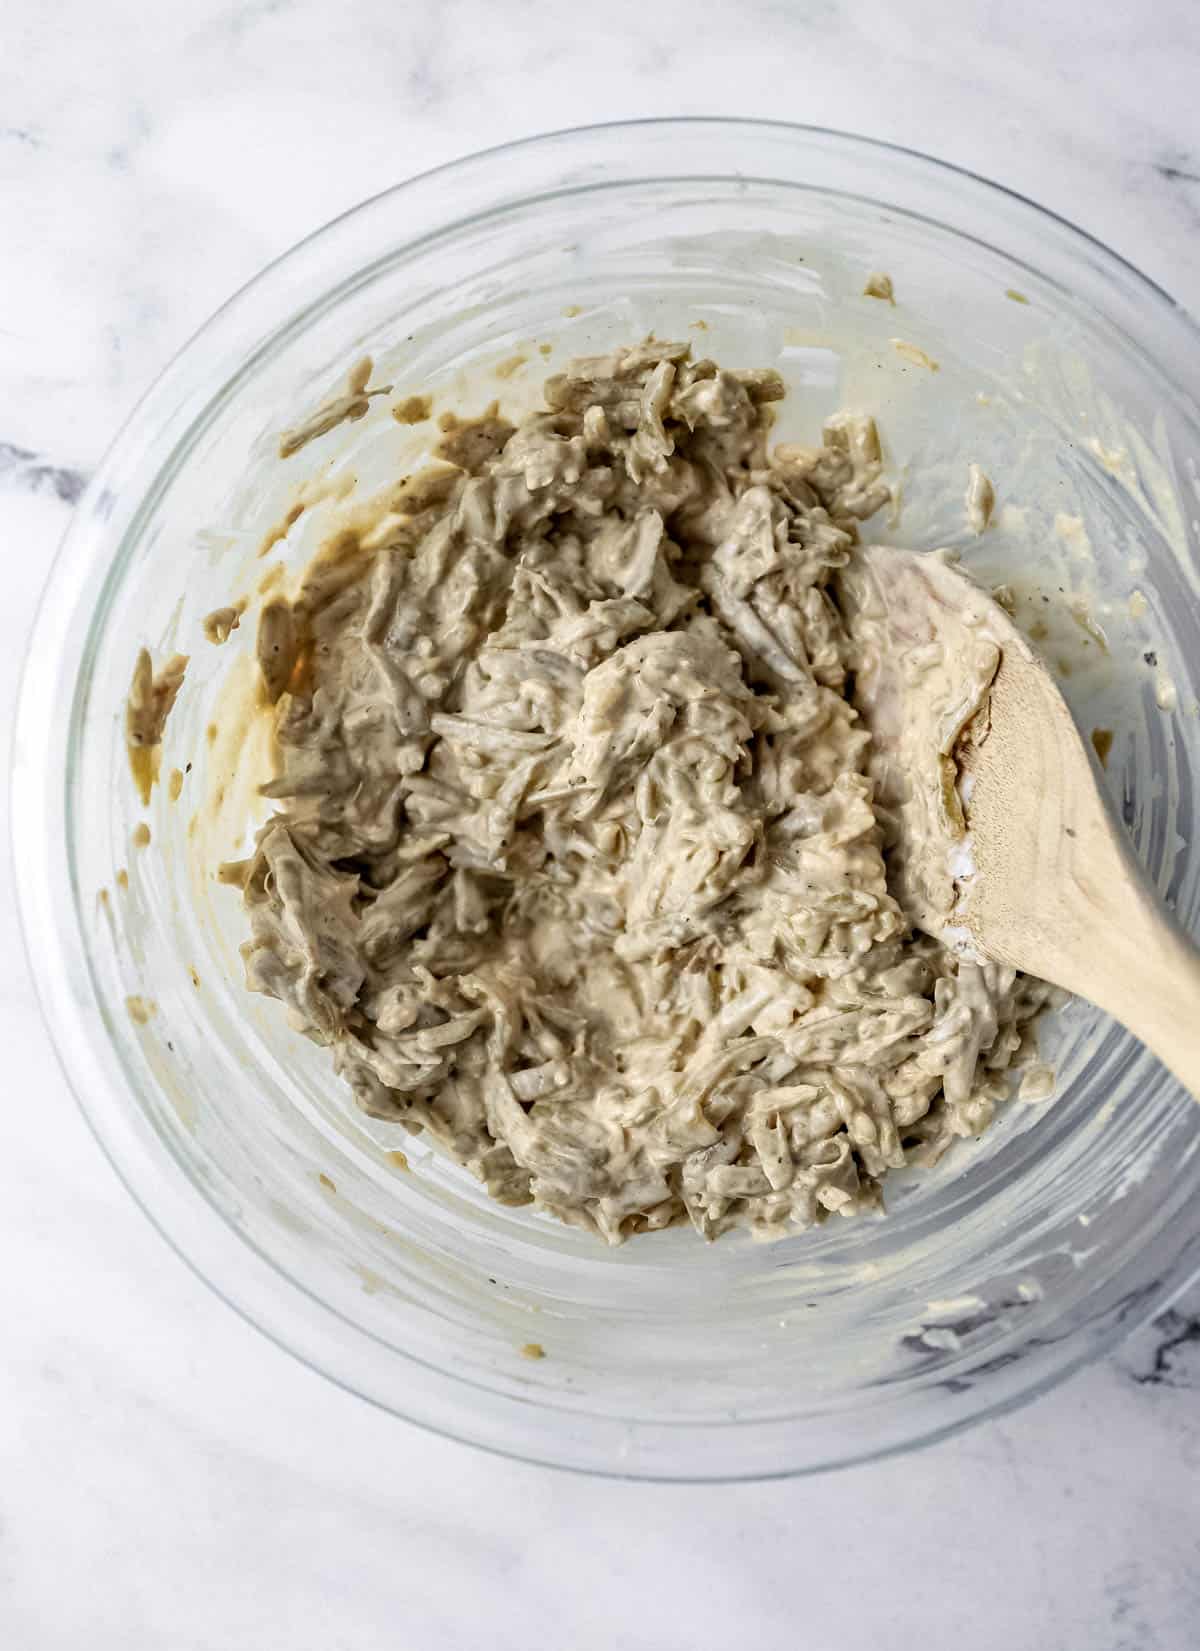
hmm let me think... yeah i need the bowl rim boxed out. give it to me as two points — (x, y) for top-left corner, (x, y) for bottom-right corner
(13, 115), (1200, 1481)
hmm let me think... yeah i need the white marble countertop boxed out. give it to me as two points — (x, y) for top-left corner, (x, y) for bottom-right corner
(3, 2), (1199, 1646)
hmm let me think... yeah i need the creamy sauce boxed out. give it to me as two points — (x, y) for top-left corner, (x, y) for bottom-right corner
(965, 464), (995, 535)
(277, 357), (392, 459)
(125, 647), (189, 805)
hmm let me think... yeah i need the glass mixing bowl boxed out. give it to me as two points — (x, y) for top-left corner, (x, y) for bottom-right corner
(15, 120), (1200, 1479)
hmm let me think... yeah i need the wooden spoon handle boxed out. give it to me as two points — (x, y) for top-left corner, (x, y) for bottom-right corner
(1078, 871), (1200, 1099)
(1003, 813), (1200, 1100)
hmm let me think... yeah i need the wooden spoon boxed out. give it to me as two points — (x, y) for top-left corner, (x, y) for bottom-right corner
(839, 544), (1200, 1097)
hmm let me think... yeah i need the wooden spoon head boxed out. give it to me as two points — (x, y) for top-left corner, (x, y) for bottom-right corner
(841, 545), (1118, 988)
(843, 546), (1200, 1103)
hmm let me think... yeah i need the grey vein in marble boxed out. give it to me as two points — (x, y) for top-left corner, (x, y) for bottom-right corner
(1154, 160), (1200, 186)
(0, 441), (88, 505)
(1126, 1307), (1200, 1388)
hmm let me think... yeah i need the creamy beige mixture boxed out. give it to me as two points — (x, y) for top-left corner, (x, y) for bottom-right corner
(126, 647), (189, 805)
(232, 342), (1054, 1243)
